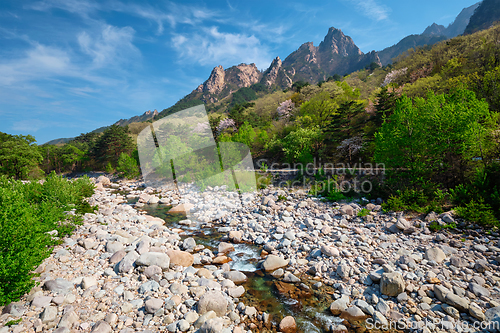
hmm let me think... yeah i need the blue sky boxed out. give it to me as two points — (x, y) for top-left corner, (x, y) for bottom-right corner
(0, 0), (478, 144)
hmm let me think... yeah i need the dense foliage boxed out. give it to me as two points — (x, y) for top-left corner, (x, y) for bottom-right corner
(0, 174), (95, 305)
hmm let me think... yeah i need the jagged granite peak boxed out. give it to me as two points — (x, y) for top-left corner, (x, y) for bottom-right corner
(262, 56), (283, 87)
(231, 63), (261, 88)
(198, 65), (226, 94)
(319, 27), (362, 57)
(423, 23), (447, 36)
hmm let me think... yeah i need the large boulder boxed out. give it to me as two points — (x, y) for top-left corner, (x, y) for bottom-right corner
(330, 295), (350, 315)
(118, 251), (140, 273)
(279, 316), (297, 333)
(169, 203), (194, 214)
(43, 279), (74, 295)
(135, 252), (170, 270)
(445, 293), (470, 312)
(262, 255), (289, 271)
(223, 271), (248, 284)
(321, 245), (339, 257)
(197, 290), (228, 316)
(167, 250), (194, 267)
(424, 247), (446, 263)
(380, 272), (405, 297)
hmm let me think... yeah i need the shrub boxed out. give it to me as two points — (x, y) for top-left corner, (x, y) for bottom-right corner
(455, 200), (499, 227)
(0, 173), (95, 305)
(357, 208), (370, 217)
(117, 152), (140, 179)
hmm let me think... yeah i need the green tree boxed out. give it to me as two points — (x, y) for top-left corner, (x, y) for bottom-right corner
(0, 134), (43, 179)
(375, 89), (494, 188)
(117, 152), (140, 179)
(94, 125), (134, 168)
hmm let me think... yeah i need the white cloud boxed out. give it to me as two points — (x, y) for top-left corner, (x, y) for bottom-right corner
(0, 44), (70, 85)
(347, 0), (389, 21)
(78, 24), (140, 68)
(171, 27), (272, 70)
(27, 0), (99, 17)
(109, 2), (218, 35)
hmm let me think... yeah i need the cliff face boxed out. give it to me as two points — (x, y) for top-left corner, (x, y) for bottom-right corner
(194, 63), (263, 103)
(280, 27), (381, 84)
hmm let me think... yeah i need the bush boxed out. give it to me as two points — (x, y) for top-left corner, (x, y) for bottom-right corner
(0, 173), (95, 305)
(455, 200), (499, 227)
(357, 208), (370, 217)
(117, 152), (140, 179)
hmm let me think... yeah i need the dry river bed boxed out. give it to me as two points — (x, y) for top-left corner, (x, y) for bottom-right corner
(1, 176), (500, 333)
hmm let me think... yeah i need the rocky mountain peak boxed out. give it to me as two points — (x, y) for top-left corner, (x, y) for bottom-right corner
(233, 63), (261, 88)
(319, 27), (362, 57)
(262, 56), (283, 87)
(423, 23), (447, 36)
(200, 65), (226, 94)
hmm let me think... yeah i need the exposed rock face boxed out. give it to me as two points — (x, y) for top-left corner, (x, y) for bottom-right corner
(202, 65), (225, 95)
(196, 63), (262, 103)
(233, 63), (261, 88)
(319, 27), (362, 57)
(261, 56), (282, 87)
(282, 27), (382, 83)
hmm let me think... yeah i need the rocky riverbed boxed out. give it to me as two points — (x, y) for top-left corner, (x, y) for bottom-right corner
(1, 176), (500, 333)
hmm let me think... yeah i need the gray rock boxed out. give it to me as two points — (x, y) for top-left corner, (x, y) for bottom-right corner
(135, 252), (170, 270)
(31, 296), (52, 308)
(283, 272), (300, 283)
(445, 293), (470, 312)
(396, 218), (410, 230)
(197, 290), (228, 316)
(41, 306), (58, 323)
(376, 299), (390, 315)
(178, 319), (190, 332)
(424, 247), (446, 263)
(117, 251), (139, 273)
(105, 241), (124, 253)
(57, 311), (79, 329)
(469, 282), (490, 298)
(330, 295), (350, 315)
(469, 302), (485, 321)
(145, 298), (163, 314)
(183, 237), (196, 250)
(353, 299), (374, 315)
(138, 280), (160, 294)
(200, 318), (224, 333)
(474, 259), (489, 273)
(109, 250), (126, 264)
(434, 285), (451, 302)
(380, 272), (405, 297)
(343, 306), (366, 320)
(450, 256), (468, 268)
(321, 245), (339, 257)
(228, 286), (245, 298)
(44, 279), (74, 295)
(337, 264), (350, 279)
(223, 271), (247, 284)
(373, 311), (388, 326)
(2, 302), (25, 317)
(90, 321), (111, 333)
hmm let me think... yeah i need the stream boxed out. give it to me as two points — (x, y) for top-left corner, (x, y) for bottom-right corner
(134, 201), (344, 333)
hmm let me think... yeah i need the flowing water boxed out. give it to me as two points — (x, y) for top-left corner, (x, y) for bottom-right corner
(134, 201), (343, 332)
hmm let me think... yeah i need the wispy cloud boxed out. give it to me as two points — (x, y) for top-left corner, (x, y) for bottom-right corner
(346, 0), (389, 21)
(27, 0), (100, 18)
(171, 27), (272, 70)
(109, 1), (219, 34)
(78, 24), (140, 67)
